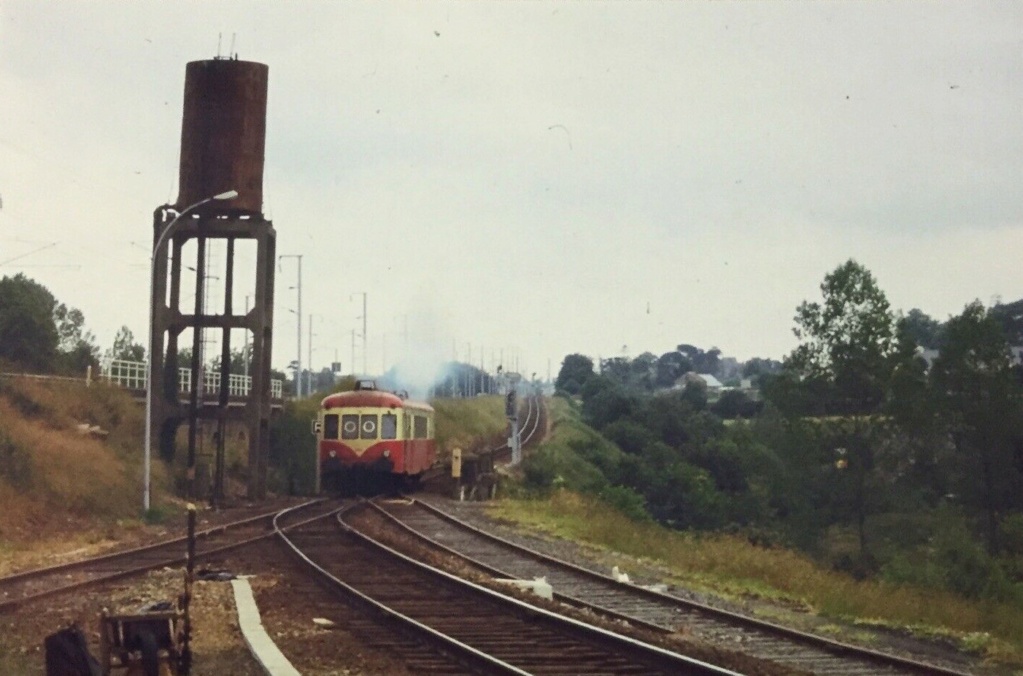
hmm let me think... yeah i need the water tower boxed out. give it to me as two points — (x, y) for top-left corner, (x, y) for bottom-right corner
(148, 57), (276, 502)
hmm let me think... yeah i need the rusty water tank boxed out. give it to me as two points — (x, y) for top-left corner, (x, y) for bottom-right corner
(176, 58), (268, 214)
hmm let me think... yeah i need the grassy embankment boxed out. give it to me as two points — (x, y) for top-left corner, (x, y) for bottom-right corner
(432, 395), (507, 464)
(0, 377), (172, 572)
(489, 397), (1023, 668)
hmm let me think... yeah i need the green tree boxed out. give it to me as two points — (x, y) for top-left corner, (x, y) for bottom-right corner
(900, 308), (944, 350)
(627, 441), (726, 529)
(582, 383), (637, 430)
(678, 344), (721, 375)
(599, 357), (632, 385)
(741, 357), (782, 386)
(782, 259), (902, 554)
(989, 298), (1023, 345)
(931, 301), (1023, 554)
(630, 352), (658, 391)
(107, 326), (146, 362)
(654, 350), (692, 388)
(0, 273), (59, 371)
(711, 389), (756, 419)
(601, 419), (659, 455)
(556, 354), (594, 394)
(209, 346), (252, 375)
(53, 302), (100, 374)
(788, 260), (897, 415)
(885, 318), (950, 505)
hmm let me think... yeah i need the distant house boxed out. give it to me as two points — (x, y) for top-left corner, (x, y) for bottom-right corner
(697, 373), (725, 391)
(676, 372), (725, 396)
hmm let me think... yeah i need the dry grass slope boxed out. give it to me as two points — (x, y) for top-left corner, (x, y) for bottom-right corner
(0, 377), (162, 559)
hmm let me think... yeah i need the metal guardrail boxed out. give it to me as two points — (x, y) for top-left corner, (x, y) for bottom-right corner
(100, 359), (284, 400)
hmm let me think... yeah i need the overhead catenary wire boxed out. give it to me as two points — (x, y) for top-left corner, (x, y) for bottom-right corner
(0, 242), (56, 267)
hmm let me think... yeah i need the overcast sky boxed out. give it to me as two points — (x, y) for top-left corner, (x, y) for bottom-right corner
(1, 2), (1021, 381)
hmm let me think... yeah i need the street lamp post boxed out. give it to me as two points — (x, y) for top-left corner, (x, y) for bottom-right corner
(144, 190), (237, 512)
(308, 313), (323, 395)
(243, 294), (254, 380)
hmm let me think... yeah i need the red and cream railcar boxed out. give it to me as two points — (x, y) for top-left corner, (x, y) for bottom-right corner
(315, 380), (435, 491)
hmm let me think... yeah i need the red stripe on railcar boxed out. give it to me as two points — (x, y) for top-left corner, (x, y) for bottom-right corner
(320, 439), (436, 475)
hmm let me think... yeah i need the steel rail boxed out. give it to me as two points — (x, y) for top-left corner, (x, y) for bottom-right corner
(271, 502), (531, 675)
(338, 500), (740, 675)
(491, 394), (543, 459)
(367, 496), (673, 633)
(0, 499), (331, 612)
(378, 497), (976, 676)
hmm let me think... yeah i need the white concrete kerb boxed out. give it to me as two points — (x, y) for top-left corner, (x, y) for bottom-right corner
(231, 577), (302, 676)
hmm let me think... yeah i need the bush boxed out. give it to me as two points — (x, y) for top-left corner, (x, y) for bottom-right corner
(582, 386), (636, 430)
(0, 429), (32, 488)
(0, 380), (45, 419)
(521, 449), (559, 490)
(599, 484), (651, 522)
(268, 399), (320, 495)
(880, 517), (1023, 603)
(521, 444), (608, 494)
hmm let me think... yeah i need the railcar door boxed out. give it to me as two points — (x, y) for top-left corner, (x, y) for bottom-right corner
(403, 412), (412, 473)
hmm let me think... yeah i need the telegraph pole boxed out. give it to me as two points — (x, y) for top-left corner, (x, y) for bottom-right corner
(243, 294), (253, 380)
(280, 255), (302, 397)
(351, 292), (367, 375)
(307, 314), (315, 395)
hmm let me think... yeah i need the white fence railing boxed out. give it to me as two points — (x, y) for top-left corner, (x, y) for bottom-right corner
(101, 359), (283, 400)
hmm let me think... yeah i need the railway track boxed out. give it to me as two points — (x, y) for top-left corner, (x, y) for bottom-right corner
(498, 393), (546, 456)
(367, 496), (979, 676)
(275, 499), (740, 675)
(0, 498), (333, 612)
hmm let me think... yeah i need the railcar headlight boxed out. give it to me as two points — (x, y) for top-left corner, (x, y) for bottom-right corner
(383, 450), (391, 458)
(329, 450), (337, 458)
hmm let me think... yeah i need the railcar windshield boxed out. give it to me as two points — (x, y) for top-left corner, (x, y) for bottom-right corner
(323, 414), (339, 440)
(341, 414), (359, 440)
(360, 414), (378, 439)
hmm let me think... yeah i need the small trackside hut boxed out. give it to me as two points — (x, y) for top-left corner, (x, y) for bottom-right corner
(313, 380), (436, 493)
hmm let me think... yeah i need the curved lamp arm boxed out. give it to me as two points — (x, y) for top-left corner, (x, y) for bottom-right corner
(144, 189), (237, 512)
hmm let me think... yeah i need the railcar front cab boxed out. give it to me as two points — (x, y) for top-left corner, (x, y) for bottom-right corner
(312, 379), (435, 492)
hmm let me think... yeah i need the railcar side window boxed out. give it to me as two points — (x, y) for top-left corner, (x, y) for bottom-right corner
(360, 414), (378, 439)
(414, 415), (428, 439)
(324, 414), (339, 440)
(381, 413), (397, 440)
(341, 414), (359, 440)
